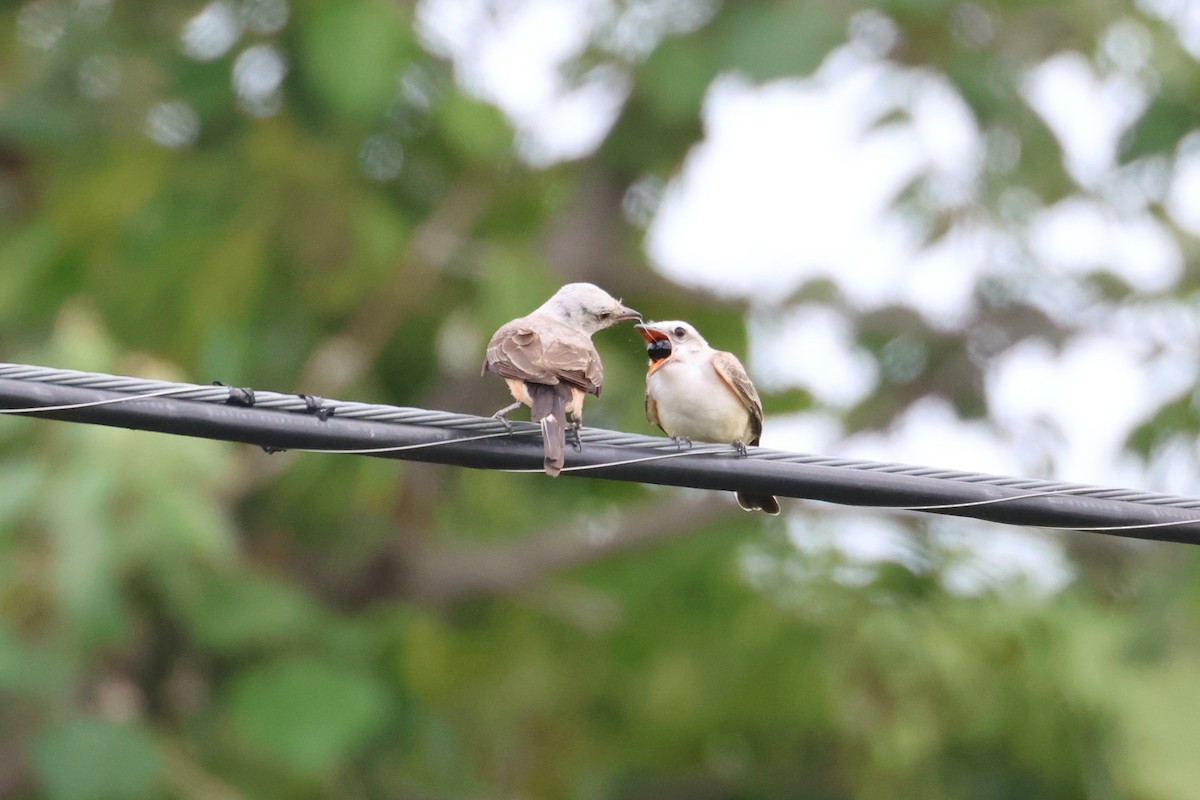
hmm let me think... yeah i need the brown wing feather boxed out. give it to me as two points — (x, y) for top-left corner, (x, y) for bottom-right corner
(483, 318), (603, 395)
(483, 325), (558, 384)
(711, 350), (764, 445)
(541, 336), (603, 395)
(644, 391), (662, 432)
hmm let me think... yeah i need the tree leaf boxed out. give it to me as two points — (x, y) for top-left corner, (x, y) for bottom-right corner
(299, 0), (412, 120)
(719, 3), (845, 82)
(228, 657), (389, 775)
(32, 717), (164, 800)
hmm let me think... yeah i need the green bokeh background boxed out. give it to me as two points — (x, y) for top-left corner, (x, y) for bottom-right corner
(3, 1), (1200, 798)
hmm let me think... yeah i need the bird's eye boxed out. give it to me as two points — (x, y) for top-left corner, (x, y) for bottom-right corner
(597, 311), (611, 321)
(674, 326), (686, 338)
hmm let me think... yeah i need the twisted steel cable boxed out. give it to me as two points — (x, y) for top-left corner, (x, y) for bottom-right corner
(2, 362), (1200, 543)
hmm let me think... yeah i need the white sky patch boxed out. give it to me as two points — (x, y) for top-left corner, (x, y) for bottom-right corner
(232, 43), (287, 116)
(907, 68), (980, 179)
(762, 411), (845, 455)
(932, 521), (1076, 597)
(514, 65), (630, 165)
(1139, 438), (1200, 497)
(648, 68), (916, 302)
(1136, 0), (1200, 59)
(598, 0), (718, 59)
(1100, 296), (1200, 366)
(1100, 155), (1171, 214)
(645, 51), (982, 310)
(781, 511), (1075, 598)
(416, 0), (628, 165)
(986, 335), (1197, 485)
(898, 224), (993, 328)
(1028, 197), (1182, 291)
(1166, 143), (1200, 235)
(181, 0), (241, 62)
(786, 513), (924, 587)
(1022, 51), (1148, 188)
(837, 396), (1024, 477)
(749, 305), (878, 407)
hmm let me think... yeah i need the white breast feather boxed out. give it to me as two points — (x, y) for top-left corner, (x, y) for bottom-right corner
(648, 358), (754, 444)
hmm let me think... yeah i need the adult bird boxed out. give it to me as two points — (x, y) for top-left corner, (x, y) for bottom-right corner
(483, 283), (641, 476)
(636, 320), (780, 514)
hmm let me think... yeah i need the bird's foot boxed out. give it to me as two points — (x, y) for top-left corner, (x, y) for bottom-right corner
(567, 421), (583, 452)
(670, 435), (693, 451)
(490, 401), (521, 433)
(732, 440), (749, 457)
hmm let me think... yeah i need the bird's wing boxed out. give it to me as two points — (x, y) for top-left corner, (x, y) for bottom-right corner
(484, 322), (560, 384)
(711, 350), (764, 444)
(541, 333), (603, 396)
(484, 319), (603, 394)
(644, 390), (662, 432)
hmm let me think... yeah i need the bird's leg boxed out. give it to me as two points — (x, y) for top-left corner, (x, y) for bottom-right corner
(567, 420), (583, 452)
(670, 435), (693, 450)
(732, 439), (749, 457)
(490, 401), (522, 433)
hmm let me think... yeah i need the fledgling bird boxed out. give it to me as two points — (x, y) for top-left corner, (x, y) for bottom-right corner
(636, 320), (781, 515)
(483, 283), (641, 476)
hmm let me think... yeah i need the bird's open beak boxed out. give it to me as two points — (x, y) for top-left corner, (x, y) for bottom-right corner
(634, 323), (667, 344)
(634, 323), (672, 375)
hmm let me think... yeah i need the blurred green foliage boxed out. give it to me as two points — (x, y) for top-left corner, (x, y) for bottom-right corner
(2, 0), (1200, 798)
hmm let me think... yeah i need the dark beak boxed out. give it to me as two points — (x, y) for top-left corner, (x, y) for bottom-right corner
(616, 306), (642, 323)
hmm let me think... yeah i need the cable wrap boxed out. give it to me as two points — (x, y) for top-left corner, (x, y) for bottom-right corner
(1, 361), (1199, 543)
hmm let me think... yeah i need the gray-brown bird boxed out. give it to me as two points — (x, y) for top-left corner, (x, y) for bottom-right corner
(483, 283), (641, 476)
(636, 320), (780, 514)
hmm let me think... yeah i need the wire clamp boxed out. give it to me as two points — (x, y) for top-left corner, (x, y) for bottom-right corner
(214, 382), (256, 407)
(299, 393), (333, 420)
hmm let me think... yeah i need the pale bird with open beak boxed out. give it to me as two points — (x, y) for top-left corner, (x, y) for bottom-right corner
(636, 320), (781, 515)
(483, 283), (641, 476)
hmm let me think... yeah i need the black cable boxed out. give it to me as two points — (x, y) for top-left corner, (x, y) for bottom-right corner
(2, 362), (1199, 544)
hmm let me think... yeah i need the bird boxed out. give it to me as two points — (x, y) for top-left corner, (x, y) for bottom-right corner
(635, 320), (780, 515)
(483, 283), (641, 476)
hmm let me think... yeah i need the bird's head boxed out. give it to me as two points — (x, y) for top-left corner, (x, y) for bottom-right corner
(634, 320), (708, 374)
(539, 282), (641, 335)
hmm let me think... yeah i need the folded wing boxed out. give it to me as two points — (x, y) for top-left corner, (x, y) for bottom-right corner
(710, 350), (763, 445)
(484, 320), (603, 395)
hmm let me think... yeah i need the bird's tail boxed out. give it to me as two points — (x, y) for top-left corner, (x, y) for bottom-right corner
(529, 383), (570, 477)
(736, 492), (781, 515)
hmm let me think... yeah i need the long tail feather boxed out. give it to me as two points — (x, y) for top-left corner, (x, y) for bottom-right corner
(736, 492), (781, 515)
(529, 383), (569, 476)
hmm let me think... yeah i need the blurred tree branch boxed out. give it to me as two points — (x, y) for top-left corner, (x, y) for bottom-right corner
(320, 494), (742, 609)
(301, 176), (496, 396)
(230, 177), (496, 495)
